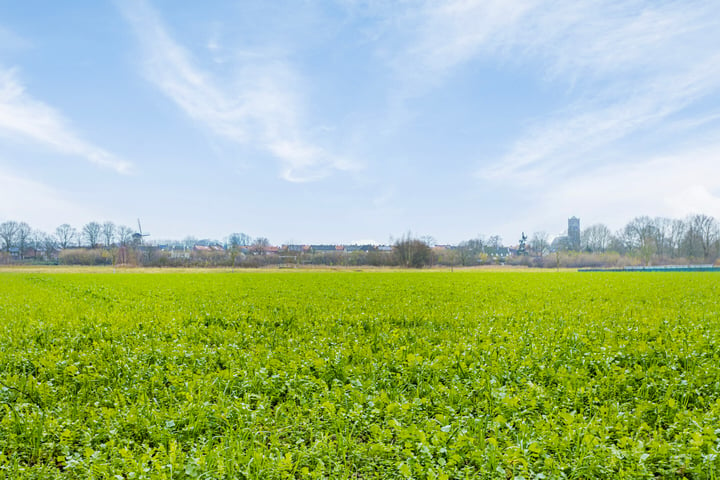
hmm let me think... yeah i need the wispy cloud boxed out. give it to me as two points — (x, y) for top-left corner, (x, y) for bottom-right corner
(378, 1), (720, 183)
(119, 0), (357, 182)
(392, 0), (715, 87)
(396, 0), (538, 81)
(481, 54), (720, 182)
(0, 68), (131, 173)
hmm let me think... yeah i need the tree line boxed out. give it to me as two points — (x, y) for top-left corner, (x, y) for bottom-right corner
(0, 213), (718, 268)
(0, 221), (137, 262)
(511, 213), (720, 268)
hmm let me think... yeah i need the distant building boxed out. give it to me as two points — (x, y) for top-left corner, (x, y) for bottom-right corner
(310, 245), (338, 252)
(568, 217), (580, 250)
(550, 216), (581, 252)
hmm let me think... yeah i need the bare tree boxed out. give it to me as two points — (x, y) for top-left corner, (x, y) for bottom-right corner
(227, 233), (251, 271)
(623, 216), (657, 261)
(228, 232), (251, 247)
(0, 221), (19, 257)
(41, 232), (58, 261)
(16, 222), (31, 260)
(55, 224), (76, 249)
(581, 224), (611, 253)
(251, 237), (270, 255)
(117, 225), (134, 246)
(650, 217), (673, 258)
(83, 222), (102, 248)
(486, 235), (503, 255)
(530, 231), (549, 256)
(669, 219), (687, 258)
(420, 235), (436, 247)
(456, 240), (477, 266)
(102, 221), (116, 248)
(393, 232), (432, 268)
(454, 238), (485, 266)
(29, 230), (45, 259)
(686, 214), (719, 261)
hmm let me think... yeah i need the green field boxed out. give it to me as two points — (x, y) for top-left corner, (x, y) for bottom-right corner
(1, 271), (719, 479)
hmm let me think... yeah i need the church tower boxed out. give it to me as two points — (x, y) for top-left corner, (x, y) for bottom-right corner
(568, 217), (580, 250)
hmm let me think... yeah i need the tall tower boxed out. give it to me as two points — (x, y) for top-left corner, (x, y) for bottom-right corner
(568, 217), (580, 250)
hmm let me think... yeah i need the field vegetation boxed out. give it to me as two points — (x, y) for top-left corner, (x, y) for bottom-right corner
(1, 271), (719, 478)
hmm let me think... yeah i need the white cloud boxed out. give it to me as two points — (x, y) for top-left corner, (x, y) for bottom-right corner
(485, 143), (720, 242)
(0, 68), (131, 173)
(541, 144), (720, 229)
(119, 0), (358, 182)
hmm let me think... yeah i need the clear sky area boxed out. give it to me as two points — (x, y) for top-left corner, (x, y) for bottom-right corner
(1, 1), (719, 245)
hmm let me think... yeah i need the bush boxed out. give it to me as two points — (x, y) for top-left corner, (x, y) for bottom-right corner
(58, 248), (111, 266)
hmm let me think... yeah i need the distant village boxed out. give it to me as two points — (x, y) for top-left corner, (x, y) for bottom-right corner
(0, 213), (719, 268)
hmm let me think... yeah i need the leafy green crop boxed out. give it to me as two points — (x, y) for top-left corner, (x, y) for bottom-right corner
(1, 271), (719, 479)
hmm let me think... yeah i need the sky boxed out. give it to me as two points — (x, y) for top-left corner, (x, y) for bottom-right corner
(1, 0), (720, 246)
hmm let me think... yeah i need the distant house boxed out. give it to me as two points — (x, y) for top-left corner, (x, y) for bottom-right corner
(310, 245), (338, 253)
(284, 244), (310, 253)
(164, 246), (190, 259)
(193, 244), (225, 254)
(345, 245), (375, 253)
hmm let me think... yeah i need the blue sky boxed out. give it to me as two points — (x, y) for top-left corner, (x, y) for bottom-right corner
(1, 0), (720, 245)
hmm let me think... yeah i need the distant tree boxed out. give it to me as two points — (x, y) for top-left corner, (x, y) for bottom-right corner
(457, 239), (483, 266)
(29, 230), (44, 259)
(650, 217), (673, 258)
(486, 235), (503, 255)
(442, 248), (460, 270)
(55, 224), (77, 249)
(623, 216), (657, 258)
(251, 237), (270, 255)
(608, 230), (629, 255)
(465, 238), (484, 252)
(229, 232), (251, 247)
(117, 225), (134, 246)
(455, 237), (485, 264)
(102, 221), (116, 248)
(0, 221), (19, 257)
(581, 224), (611, 253)
(83, 222), (102, 248)
(41, 232), (58, 260)
(669, 219), (687, 258)
(16, 222), (31, 259)
(530, 231), (549, 256)
(227, 232), (250, 271)
(420, 235), (436, 247)
(394, 233), (433, 268)
(685, 214), (719, 261)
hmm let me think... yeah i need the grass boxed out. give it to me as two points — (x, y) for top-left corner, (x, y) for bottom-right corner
(1, 271), (719, 478)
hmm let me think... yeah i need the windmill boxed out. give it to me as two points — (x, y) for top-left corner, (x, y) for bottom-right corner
(132, 218), (150, 246)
